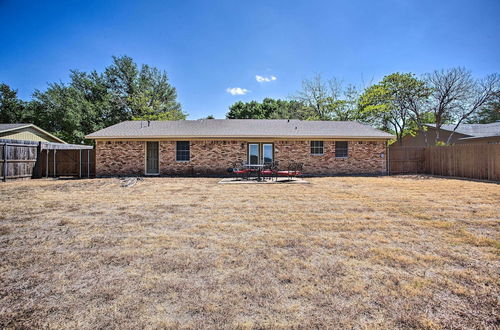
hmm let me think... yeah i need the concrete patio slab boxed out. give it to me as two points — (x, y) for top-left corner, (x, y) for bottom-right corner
(218, 177), (309, 184)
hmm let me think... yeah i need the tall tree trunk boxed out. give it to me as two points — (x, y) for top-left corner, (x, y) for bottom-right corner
(434, 113), (442, 145)
(445, 117), (466, 144)
(423, 128), (429, 146)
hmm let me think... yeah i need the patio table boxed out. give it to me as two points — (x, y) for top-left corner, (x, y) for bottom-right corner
(242, 164), (265, 181)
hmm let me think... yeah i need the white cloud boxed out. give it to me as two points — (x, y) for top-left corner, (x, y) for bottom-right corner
(255, 75), (277, 83)
(226, 87), (249, 95)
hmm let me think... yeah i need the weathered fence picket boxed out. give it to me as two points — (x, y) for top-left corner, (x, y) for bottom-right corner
(0, 140), (39, 181)
(0, 139), (94, 181)
(389, 144), (500, 181)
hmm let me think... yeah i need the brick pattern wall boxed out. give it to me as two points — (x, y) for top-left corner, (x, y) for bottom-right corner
(96, 141), (145, 176)
(159, 140), (247, 175)
(275, 141), (386, 175)
(95, 140), (386, 176)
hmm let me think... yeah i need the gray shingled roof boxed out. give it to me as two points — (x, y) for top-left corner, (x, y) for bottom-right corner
(427, 122), (500, 138)
(0, 123), (30, 132)
(86, 120), (395, 139)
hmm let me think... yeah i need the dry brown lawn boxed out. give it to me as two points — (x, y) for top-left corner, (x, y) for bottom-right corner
(0, 176), (499, 329)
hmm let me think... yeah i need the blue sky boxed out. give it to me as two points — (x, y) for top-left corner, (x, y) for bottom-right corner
(0, 0), (499, 119)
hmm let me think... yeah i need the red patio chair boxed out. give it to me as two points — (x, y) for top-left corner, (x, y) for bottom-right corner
(231, 162), (251, 180)
(277, 162), (303, 180)
(261, 161), (279, 181)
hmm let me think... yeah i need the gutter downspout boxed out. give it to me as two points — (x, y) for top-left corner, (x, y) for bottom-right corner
(2, 143), (7, 182)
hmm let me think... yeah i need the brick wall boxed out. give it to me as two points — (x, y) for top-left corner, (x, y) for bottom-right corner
(275, 140), (386, 175)
(159, 140), (246, 175)
(95, 141), (145, 176)
(95, 140), (386, 176)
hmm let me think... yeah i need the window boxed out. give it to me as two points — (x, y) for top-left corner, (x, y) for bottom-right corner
(310, 141), (324, 155)
(176, 141), (190, 161)
(335, 141), (348, 158)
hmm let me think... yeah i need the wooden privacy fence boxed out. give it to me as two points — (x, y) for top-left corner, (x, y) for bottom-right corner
(1, 139), (94, 181)
(39, 148), (95, 178)
(389, 144), (500, 181)
(387, 146), (426, 174)
(1, 140), (38, 180)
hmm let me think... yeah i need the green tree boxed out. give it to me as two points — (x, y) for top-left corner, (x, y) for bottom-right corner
(105, 56), (185, 121)
(29, 56), (185, 143)
(226, 98), (308, 119)
(29, 70), (113, 143)
(267, 99), (312, 119)
(227, 100), (265, 119)
(328, 84), (363, 121)
(359, 73), (431, 144)
(0, 83), (31, 123)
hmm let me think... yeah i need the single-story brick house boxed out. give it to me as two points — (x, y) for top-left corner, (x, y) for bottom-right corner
(85, 119), (395, 176)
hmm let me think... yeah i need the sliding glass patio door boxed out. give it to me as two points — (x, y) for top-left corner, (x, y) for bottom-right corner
(262, 143), (273, 163)
(247, 143), (274, 164)
(248, 143), (260, 165)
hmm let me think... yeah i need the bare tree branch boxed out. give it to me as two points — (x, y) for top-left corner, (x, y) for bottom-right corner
(425, 68), (499, 144)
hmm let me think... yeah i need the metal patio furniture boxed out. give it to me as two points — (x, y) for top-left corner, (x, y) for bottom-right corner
(243, 163), (265, 181)
(230, 162), (251, 180)
(277, 162), (303, 180)
(261, 161), (279, 181)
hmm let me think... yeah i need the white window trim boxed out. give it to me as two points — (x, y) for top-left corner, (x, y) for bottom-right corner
(175, 141), (190, 162)
(310, 141), (324, 156)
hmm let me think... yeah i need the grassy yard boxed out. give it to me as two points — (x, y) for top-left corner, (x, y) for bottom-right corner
(0, 176), (499, 329)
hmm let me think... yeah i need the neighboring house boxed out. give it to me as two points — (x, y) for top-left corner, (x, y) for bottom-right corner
(400, 122), (500, 146)
(0, 123), (66, 143)
(86, 119), (394, 176)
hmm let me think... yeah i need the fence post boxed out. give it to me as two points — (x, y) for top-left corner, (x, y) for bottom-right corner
(2, 143), (7, 182)
(87, 149), (90, 178)
(34, 142), (41, 178)
(53, 149), (57, 178)
(79, 149), (82, 178)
